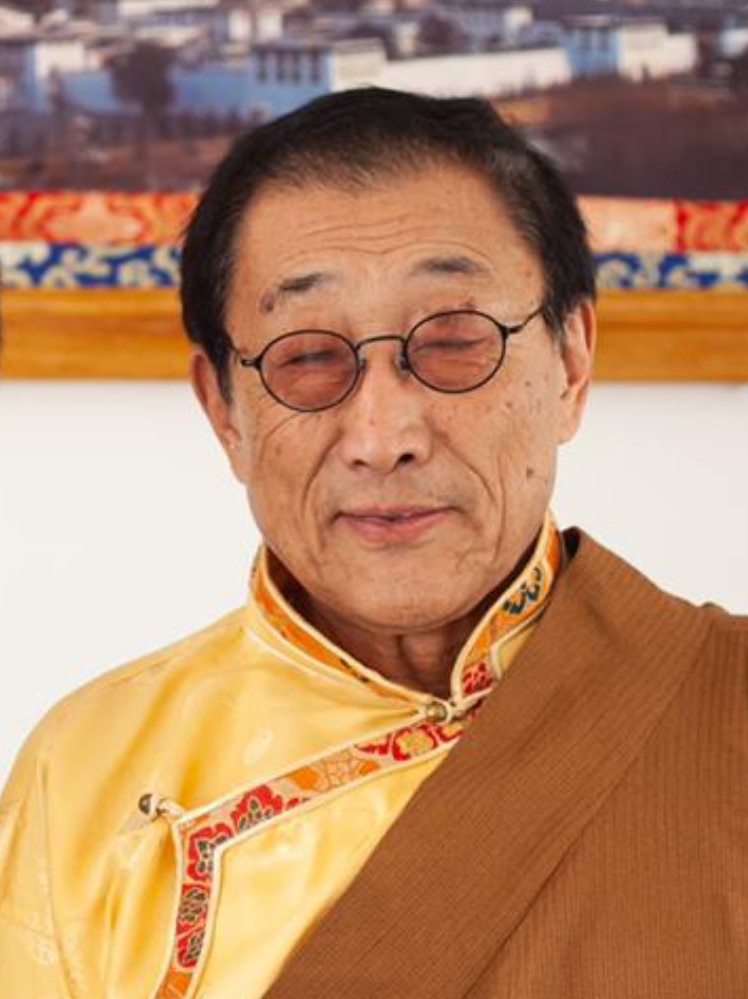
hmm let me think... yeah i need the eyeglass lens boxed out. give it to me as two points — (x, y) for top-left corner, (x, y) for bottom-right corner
(260, 312), (505, 411)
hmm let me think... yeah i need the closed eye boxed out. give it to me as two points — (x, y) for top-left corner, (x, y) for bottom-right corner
(277, 349), (345, 369)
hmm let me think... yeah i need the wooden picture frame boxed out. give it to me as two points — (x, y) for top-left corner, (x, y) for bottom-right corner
(4, 287), (748, 382)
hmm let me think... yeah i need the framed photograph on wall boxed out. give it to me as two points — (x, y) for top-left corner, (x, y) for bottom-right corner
(1, 0), (747, 380)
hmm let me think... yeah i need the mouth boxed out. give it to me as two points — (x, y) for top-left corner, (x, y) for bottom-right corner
(337, 506), (453, 544)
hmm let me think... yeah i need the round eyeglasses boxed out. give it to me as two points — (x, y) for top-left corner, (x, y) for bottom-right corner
(228, 306), (543, 413)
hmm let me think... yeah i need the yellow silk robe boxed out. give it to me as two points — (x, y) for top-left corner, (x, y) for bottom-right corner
(0, 516), (561, 999)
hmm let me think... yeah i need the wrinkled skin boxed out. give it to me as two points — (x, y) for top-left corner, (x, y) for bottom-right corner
(193, 164), (596, 696)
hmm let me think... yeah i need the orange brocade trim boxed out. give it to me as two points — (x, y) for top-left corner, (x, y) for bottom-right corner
(252, 515), (562, 705)
(152, 711), (472, 999)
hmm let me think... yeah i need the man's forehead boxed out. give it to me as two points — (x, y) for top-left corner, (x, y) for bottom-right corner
(234, 161), (514, 250)
(227, 164), (541, 322)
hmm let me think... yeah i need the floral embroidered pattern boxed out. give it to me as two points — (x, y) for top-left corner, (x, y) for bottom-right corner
(151, 708), (478, 997)
(0, 242), (180, 289)
(2, 195), (746, 293)
(595, 251), (748, 290)
(675, 200), (748, 253)
(255, 514), (562, 706)
(185, 823), (232, 883)
(231, 786), (287, 832)
(503, 566), (544, 616)
(462, 660), (493, 696)
(2, 243), (747, 290)
(0, 191), (194, 244)
(151, 516), (563, 998)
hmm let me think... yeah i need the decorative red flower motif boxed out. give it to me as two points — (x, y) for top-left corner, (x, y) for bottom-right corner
(177, 926), (205, 969)
(462, 660), (493, 695)
(230, 785), (285, 832)
(185, 822), (233, 883)
(176, 883), (209, 933)
(357, 732), (395, 757)
(391, 723), (439, 761)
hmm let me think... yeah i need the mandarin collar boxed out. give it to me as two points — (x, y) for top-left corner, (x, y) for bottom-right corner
(250, 511), (563, 714)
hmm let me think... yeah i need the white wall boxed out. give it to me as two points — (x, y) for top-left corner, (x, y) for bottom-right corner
(1, 379), (747, 786)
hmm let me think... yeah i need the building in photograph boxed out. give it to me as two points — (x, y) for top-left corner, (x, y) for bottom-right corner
(446, 3), (535, 50)
(564, 16), (697, 82)
(0, 0), (726, 177)
(0, 28), (88, 114)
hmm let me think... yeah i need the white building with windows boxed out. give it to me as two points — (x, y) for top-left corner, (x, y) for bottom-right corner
(448, 3), (534, 49)
(0, 30), (88, 112)
(379, 44), (569, 97)
(244, 37), (571, 118)
(564, 17), (697, 82)
(46, 33), (575, 122)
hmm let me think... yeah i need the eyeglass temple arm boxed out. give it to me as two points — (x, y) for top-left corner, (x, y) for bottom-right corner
(229, 342), (262, 369)
(499, 305), (545, 338)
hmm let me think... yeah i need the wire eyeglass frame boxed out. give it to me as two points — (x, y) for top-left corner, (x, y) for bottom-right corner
(228, 305), (544, 413)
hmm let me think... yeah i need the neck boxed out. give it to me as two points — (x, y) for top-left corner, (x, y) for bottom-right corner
(260, 513), (560, 701)
(296, 591), (497, 699)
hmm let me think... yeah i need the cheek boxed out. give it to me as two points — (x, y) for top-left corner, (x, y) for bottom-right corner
(490, 375), (558, 491)
(242, 413), (327, 532)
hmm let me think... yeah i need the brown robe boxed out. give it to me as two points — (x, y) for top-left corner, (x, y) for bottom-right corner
(265, 530), (748, 999)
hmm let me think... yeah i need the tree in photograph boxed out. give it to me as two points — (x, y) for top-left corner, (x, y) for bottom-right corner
(29, 0), (56, 21)
(109, 41), (175, 187)
(417, 14), (466, 55)
(343, 21), (397, 60)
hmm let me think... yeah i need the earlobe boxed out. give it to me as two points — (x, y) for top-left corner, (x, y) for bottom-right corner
(557, 300), (596, 442)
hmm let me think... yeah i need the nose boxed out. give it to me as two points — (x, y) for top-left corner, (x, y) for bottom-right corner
(336, 338), (433, 475)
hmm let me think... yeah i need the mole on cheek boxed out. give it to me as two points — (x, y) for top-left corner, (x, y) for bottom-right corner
(525, 467), (536, 480)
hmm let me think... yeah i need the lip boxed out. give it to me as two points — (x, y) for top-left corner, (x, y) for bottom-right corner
(337, 506), (453, 544)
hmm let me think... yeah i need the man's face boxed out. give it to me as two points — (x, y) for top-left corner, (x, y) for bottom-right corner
(195, 163), (594, 635)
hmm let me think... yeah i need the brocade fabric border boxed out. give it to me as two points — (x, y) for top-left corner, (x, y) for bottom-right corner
(1, 242), (746, 291)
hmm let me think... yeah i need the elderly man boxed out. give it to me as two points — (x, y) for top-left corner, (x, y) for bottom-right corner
(1, 89), (746, 999)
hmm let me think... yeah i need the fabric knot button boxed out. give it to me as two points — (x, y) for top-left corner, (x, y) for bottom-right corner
(425, 701), (450, 722)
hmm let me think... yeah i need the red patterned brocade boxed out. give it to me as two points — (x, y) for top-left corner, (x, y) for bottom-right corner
(675, 201), (748, 252)
(0, 191), (196, 244)
(153, 712), (471, 998)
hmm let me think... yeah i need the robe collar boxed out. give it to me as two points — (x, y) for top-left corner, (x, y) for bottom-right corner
(250, 510), (563, 715)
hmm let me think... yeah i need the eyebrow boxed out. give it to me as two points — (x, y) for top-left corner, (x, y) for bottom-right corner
(258, 256), (489, 314)
(259, 271), (335, 314)
(408, 255), (491, 279)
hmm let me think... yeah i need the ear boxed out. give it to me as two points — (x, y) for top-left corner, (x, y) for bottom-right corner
(190, 350), (244, 475)
(556, 299), (596, 444)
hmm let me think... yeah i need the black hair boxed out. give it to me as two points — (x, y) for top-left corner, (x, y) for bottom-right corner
(181, 87), (595, 397)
